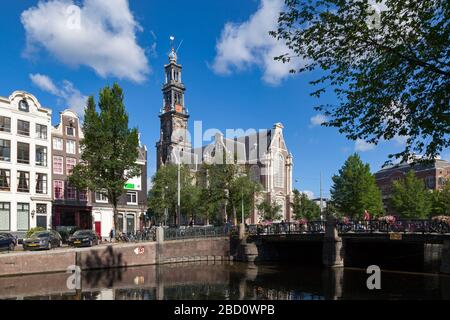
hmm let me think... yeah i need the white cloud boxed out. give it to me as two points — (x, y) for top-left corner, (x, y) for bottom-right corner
(212, 0), (305, 85)
(30, 73), (88, 115)
(310, 114), (328, 127)
(29, 73), (59, 95)
(301, 190), (315, 200)
(22, 0), (150, 83)
(355, 139), (376, 152)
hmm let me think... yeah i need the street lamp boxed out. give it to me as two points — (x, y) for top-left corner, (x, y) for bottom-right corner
(163, 185), (168, 226)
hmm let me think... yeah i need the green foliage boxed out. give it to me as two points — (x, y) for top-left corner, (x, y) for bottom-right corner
(272, 0), (450, 163)
(147, 164), (200, 225)
(292, 189), (321, 220)
(69, 84), (140, 232)
(197, 149), (262, 224)
(430, 180), (450, 216)
(391, 170), (432, 218)
(331, 154), (384, 219)
(257, 200), (283, 222)
(26, 227), (45, 238)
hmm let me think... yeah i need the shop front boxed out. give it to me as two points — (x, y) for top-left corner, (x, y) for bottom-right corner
(52, 205), (93, 231)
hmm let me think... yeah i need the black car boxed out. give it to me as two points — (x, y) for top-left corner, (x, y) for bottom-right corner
(68, 230), (100, 247)
(0, 234), (16, 252)
(23, 230), (63, 250)
(0, 232), (18, 246)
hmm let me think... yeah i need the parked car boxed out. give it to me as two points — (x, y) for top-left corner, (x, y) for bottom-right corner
(0, 234), (16, 252)
(0, 232), (18, 246)
(68, 230), (100, 247)
(22, 230), (63, 251)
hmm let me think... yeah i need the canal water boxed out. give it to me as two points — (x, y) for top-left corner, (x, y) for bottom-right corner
(1, 261), (449, 300)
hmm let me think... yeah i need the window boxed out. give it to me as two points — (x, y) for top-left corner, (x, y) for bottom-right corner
(66, 140), (76, 154)
(66, 157), (76, 175)
(425, 176), (435, 189)
(67, 184), (77, 200)
(18, 99), (29, 112)
(35, 146), (47, 166)
(95, 191), (108, 203)
(0, 117), (11, 133)
(53, 156), (63, 174)
(54, 180), (64, 200)
(66, 126), (75, 136)
(250, 165), (260, 183)
(274, 153), (285, 188)
(36, 124), (47, 139)
(36, 203), (47, 214)
(17, 142), (30, 164)
(118, 213), (124, 232)
(0, 169), (10, 191)
(17, 203), (29, 231)
(126, 214), (135, 233)
(79, 190), (88, 202)
(17, 120), (30, 136)
(0, 202), (10, 231)
(126, 191), (138, 205)
(17, 171), (30, 192)
(36, 173), (47, 194)
(0, 140), (10, 161)
(53, 137), (63, 150)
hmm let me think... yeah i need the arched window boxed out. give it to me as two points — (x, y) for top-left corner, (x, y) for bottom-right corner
(274, 153), (284, 188)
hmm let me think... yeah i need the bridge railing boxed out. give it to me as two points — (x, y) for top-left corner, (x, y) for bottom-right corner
(246, 221), (326, 236)
(336, 219), (450, 234)
(164, 225), (231, 240)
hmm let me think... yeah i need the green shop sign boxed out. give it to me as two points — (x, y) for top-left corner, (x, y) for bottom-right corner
(124, 183), (135, 190)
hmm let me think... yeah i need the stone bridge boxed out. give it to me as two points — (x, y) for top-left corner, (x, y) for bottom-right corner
(234, 217), (450, 274)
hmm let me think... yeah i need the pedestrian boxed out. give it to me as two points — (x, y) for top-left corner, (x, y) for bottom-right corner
(363, 210), (371, 221)
(109, 228), (115, 242)
(363, 210), (371, 231)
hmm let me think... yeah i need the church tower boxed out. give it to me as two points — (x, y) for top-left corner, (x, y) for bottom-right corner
(156, 40), (191, 169)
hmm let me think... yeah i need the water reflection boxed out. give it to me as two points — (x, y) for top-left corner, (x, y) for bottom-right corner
(1, 261), (449, 300)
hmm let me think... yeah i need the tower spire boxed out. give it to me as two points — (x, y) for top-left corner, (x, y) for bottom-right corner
(168, 35), (177, 62)
(157, 36), (190, 168)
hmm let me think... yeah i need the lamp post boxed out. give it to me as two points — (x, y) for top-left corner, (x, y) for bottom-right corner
(163, 185), (168, 226)
(239, 174), (247, 241)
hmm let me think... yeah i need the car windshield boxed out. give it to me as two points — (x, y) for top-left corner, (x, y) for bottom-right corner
(31, 232), (50, 238)
(73, 231), (92, 236)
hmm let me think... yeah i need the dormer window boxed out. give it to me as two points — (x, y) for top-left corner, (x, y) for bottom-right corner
(18, 99), (29, 112)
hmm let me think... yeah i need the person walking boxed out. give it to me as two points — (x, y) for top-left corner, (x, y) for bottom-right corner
(109, 228), (115, 242)
(363, 210), (371, 231)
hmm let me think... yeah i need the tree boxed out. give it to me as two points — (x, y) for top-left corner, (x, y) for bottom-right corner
(198, 147), (262, 225)
(292, 189), (321, 220)
(257, 200), (283, 222)
(391, 170), (432, 218)
(430, 180), (450, 216)
(70, 84), (140, 234)
(331, 154), (384, 219)
(147, 164), (200, 225)
(228, 174), (262, 224)
(272, 0), (449, 163)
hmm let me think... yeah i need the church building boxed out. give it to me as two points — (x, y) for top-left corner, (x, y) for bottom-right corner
(156, 45), (294, 223)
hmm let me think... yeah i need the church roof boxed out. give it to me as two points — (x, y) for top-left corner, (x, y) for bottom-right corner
(191, 128), (274, 163)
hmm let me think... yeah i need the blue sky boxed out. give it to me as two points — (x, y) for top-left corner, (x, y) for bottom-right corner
(1, 0), (447, 198)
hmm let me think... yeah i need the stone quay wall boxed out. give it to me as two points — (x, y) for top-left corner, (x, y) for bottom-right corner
(0, 235), (231, 277)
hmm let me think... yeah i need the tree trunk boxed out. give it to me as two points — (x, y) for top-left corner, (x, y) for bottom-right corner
(112, 197), (119, 242)
(233, 206), (237, 226)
